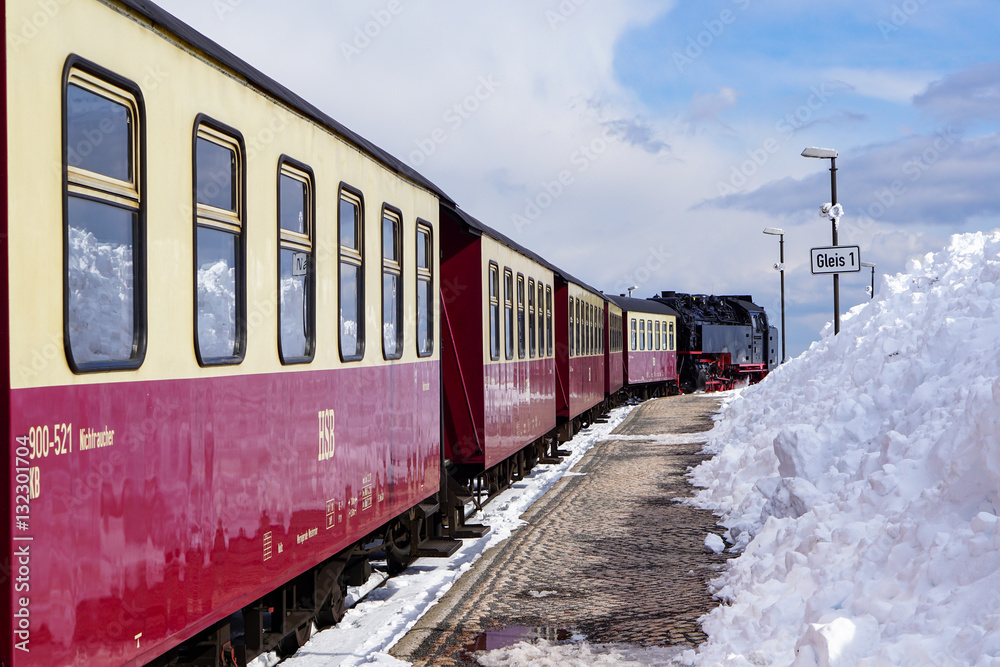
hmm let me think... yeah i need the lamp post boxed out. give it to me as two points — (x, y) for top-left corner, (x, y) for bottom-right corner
(801, 146), (841, 334)
(860, 261), (875, 299)
(626, 285), (637, 298)
(763, 227), (785, 363)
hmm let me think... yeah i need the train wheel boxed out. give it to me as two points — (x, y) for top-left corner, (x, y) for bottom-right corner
(276, 620), (313, 657)
(316, 559), (348, 627)
(317, 582), (346, 626)
(385, 518), (415, 575)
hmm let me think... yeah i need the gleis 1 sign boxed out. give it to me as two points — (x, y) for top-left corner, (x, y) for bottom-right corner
(810, 246), (862, 274)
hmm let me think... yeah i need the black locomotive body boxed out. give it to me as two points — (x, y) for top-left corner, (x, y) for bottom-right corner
(652, 292), (779, 392)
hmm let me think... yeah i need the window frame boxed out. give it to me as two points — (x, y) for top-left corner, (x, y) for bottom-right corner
(546, 286), (553, 357)
(276, 156), (316, 365)
(537, 281), (545, 358)
(191, 116), (247, 367)
(488, 262), (500, 361)
(338, 183), (366, 362)
(516, 273), (526, 359)
(415, 220), (434, 358)
(62, 58), (148, 373)
(380, 204), (404, 361)
(577, 299), (582, 356)
(504, 268), (514, 360)
(527, 278), (536, 359)
(569, 297), (576, 357)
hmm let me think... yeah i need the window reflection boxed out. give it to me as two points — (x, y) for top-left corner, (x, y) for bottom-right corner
(196, 226), (238, 358)
(67, 198), (136, 363)
(340, 262), (361, 358)
(339, 192), (364, 360)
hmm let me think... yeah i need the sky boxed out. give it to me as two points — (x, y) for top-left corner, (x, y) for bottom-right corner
(153, 0), (1000, 358)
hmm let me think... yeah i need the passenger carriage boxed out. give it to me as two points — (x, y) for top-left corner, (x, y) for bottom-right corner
(439, 206), (558, 505)
(606, 295), (679, 398)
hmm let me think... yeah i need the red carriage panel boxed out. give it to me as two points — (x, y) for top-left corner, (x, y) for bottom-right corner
(7, 363), (439, 666)
(568, 354), (605, 418)
(625, 349), (678, 384)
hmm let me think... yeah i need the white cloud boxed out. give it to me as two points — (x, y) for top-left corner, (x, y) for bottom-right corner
(823, 66), (940, 103)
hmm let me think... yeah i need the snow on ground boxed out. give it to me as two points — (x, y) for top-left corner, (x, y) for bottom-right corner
(685, 230), (1000, 666)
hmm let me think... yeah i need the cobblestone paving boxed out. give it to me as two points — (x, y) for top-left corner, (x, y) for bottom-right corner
(391, 394), (733, 666)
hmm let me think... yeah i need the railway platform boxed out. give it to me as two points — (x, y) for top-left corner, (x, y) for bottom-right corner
(390, 393), (732, 665)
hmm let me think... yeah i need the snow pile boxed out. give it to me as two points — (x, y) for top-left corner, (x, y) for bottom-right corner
(686, 231), (1000, 666)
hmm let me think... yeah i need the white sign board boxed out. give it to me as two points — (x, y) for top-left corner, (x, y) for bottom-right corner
(810, 246), (861, 274)
(292, 252), (309, 277)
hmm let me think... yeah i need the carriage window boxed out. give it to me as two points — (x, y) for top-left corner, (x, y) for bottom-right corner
(193, 120), (245, 366)
(416, 223), (433, 357)
(590, 306), (601, 354)
(655, 321), (661, 351)
(631, 318), (638, 351)
(546, 286), (553, 356)
(489, 263), (500, 360)
(339, 188), (364, 360)
(599, 307), (604, 354)
(669, 321), (675, 351)
(528, 278), (536, 358)
(569, 298), (575, 356)
(537, 282), (545, 358)
(278, 161), (314, 363)
(381, 207), (403, 360)
(576, 299), (582, 357)
(639, 319), (645, 350)
(648, 319), (654, 351)
(64, 68), (146, 371)
(592, 306), (601, 354)
(517, 274), (525, 359)
(504, 269), (514, 360)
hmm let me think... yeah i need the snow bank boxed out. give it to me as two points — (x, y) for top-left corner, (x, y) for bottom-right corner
(687, 231), (1000, 666)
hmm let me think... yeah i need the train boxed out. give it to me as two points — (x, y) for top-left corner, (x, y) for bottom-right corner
(0, 1), (777, 666)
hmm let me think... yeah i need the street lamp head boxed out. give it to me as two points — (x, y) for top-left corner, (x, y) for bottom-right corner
(802, 146), (838, 159)
(860, 262), (875, 268)
(763, 227), (784, 236)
